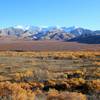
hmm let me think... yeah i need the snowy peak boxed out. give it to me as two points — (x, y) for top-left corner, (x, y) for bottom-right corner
(0, 26), (100, 43)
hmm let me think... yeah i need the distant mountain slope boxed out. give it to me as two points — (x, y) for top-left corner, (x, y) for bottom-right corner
(68, 28), (100, 44)
(0, 26), (100, 44)
(68, 35), (100, 44)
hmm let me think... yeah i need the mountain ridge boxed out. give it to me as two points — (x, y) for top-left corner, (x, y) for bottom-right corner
(0, 26), (100, 44)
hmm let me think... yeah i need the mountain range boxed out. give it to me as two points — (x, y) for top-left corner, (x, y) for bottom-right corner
(0, 26), (100, 44)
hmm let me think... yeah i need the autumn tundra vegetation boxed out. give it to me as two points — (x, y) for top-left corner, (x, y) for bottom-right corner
(0, 51), (99, 100)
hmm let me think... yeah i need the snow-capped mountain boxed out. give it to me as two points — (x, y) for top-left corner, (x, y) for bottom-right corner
(61, 26), (76, 33)
(0, 26), (100, 43)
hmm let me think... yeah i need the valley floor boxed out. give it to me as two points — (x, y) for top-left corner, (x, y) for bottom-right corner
(0, 40), (100, 51)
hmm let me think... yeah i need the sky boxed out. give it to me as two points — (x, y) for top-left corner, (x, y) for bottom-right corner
(0, 0), (100, 30)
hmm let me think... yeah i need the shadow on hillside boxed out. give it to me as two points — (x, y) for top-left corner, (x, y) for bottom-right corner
(67, 35), (100, 44)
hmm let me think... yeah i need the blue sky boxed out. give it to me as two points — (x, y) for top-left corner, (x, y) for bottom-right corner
(0, 0), (100, 30)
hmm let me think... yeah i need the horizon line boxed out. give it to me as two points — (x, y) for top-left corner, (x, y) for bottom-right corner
(0, 25), (100, 31)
